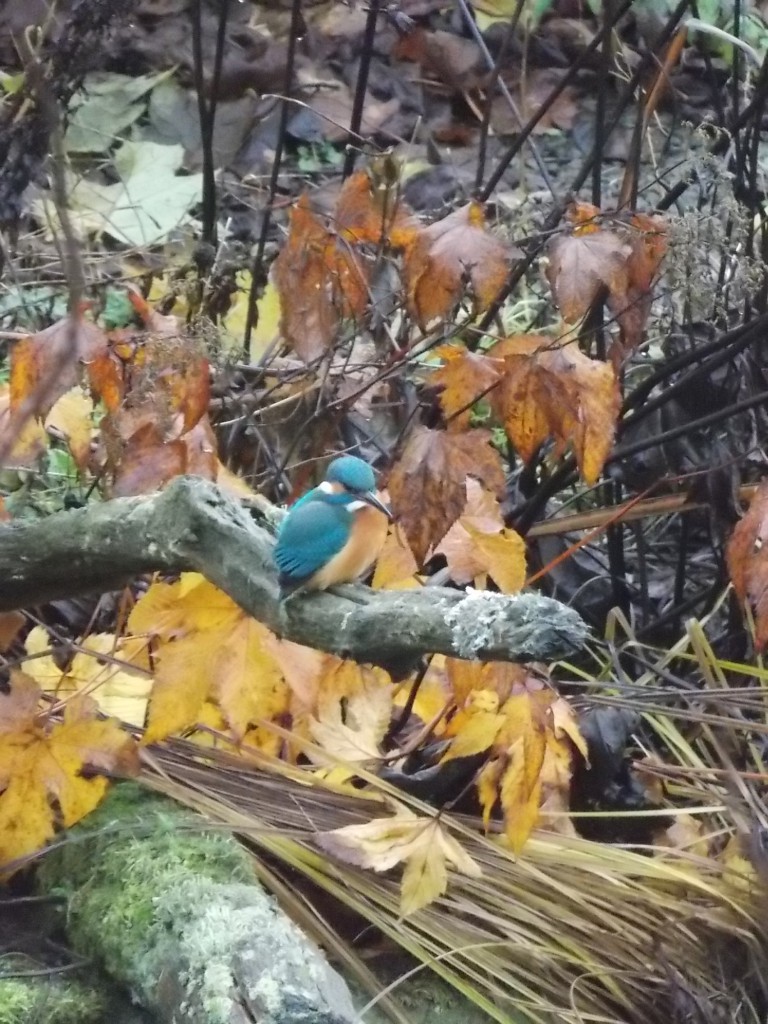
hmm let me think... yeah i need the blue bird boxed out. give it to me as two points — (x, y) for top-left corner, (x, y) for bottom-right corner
(274, 455), (392, 599)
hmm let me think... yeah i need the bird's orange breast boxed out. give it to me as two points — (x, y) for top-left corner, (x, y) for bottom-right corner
(308, 505), (389, 591)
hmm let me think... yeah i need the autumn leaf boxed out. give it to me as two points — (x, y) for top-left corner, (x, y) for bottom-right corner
(0, 671), (138, 869)
(23, 626), (152, 727)
(334, 168), (418, 250)
(316, 806), (481, 915)
(546, 204), (631, 324)
(446, 659), (529, 707)
(128, 575), (289, 748)
(728, 481), (768, 650)
(45, 386), (96, 472)
(388, 426), (506, 564)
(491, 335), (619, 486)
(436, 480), (526, 592)
(310, 665), (393, 768)
(0, 384), (49, 468)
(273, 194), (369, 362)
(372, 524), (420, 589)
(10, 313), (108, 421)
(404, 202), (513, 328)
(609, 212), (668, 361)
(0, 612), (25, 652)
(428, 344), (502, 430)
(471, 679), (587, 854)
(441, 689), (504, 761)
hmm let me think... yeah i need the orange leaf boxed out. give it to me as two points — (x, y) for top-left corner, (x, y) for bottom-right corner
(10, 315), (108, 421)
(273, 194), (369, 362)
(404, 202), (513, 328)
(334, 169), (418, 249)
(491, 335), (619, 485)
(728, 482), (768, 650)
(388, 426), (506, 564)
(428, 344), (502, 429)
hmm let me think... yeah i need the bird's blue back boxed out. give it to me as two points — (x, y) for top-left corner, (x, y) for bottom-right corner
(274, 489), (353, 583)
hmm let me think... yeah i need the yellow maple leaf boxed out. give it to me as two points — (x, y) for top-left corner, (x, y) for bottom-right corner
(309, 675), (392, 768)
(441, 689), (504, 761)
(24, 627), (152, 727)
(316, 806), (481, 915)
(0, 672), (138, 869)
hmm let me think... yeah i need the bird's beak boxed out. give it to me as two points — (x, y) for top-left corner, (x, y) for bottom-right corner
(362, 491), (393, 520)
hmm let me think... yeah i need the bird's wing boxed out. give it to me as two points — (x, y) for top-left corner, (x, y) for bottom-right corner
(274, 499), (348, 582)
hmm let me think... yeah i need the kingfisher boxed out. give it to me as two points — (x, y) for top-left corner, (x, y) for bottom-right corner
(274, 455), (392, 599)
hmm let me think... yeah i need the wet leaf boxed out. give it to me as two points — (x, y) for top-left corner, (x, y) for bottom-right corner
(491, 335), (619, 486)
(388, 426), (506, 564)
(0, 672), (138, 869)
(404, 202), (513, 328)
(10, 314), (108, 421)
(728, 482), (768, 650)
(547, 204), (631, 324)
(428, 344), (502, 429)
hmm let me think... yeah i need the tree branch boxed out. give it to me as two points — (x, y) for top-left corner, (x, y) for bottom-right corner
(0, 477), (588, 665)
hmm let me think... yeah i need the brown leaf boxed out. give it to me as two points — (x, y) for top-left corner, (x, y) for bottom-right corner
(388, 426), (506, 564)
(273, 194), (370, 362)
(546, 205), (631, 323)
(0, 612), (25, 654)
(394, 28), (487, 93)
(728, 482), (768, 650)
(404, 202), (514, 328)
(609, 213), (668, 362)
(491, 335), (619, 486)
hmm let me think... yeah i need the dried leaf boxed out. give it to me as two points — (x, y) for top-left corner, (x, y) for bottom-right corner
(316, 807), (481, 915)
(273, 194), (369, 362)
(388, 426), (506, 564)
(728, 482), (768, 650)
(10, 314), (108, 421)
(428, 344), (502, 429)
(547, 206), (631, 324)
(491, 335), (619, 485)
(404, 203), (513, 328)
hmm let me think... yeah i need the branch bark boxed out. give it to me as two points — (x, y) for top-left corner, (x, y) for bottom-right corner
(0, 476), (588, 665)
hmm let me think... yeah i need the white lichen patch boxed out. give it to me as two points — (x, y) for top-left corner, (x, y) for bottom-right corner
(444, 589), (521, 659)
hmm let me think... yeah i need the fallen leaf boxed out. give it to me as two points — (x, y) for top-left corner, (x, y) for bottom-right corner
(0, 672), (138, 869)
(728, 481), (768, 650)
(10, 315), (108, 421)
(316, 806), (481, 915)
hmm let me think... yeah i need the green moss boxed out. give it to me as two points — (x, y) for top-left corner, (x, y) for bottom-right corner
(37, 782), (255, 997)
(0, 977), (106, 1024)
